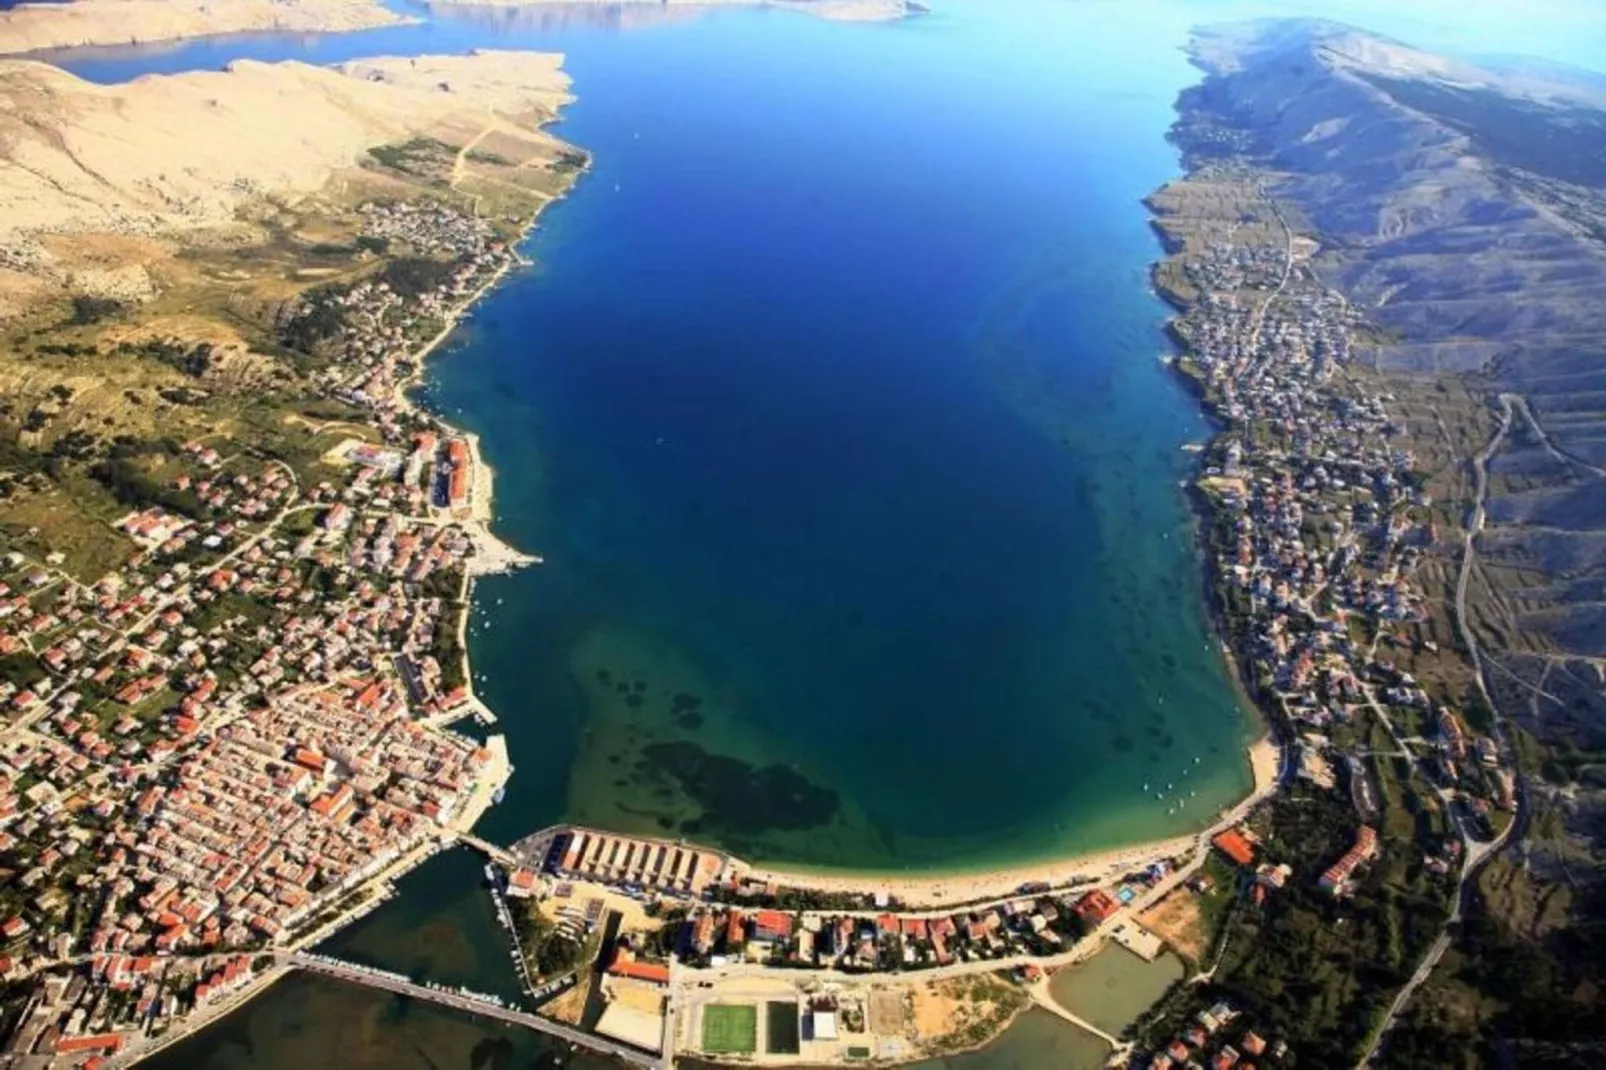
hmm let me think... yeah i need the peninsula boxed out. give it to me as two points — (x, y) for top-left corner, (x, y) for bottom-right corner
(0, 0), (413, 56)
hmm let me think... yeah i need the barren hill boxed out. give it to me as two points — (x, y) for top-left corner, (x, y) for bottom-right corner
(0, 0), (410, 56)
(0, 50), (572, 314)
(1176, 20), (1606, 734)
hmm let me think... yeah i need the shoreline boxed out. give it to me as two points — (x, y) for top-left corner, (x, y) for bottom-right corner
(422, 164), (1285, 917)
(121, 88), (579, 1070)
(738, 738), (1278, 910)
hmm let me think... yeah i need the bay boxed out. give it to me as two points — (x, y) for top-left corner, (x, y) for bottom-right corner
(45, 0), (1602, 1065)
(437, 0), (1253, 870)
(55, 0), (1258, 870)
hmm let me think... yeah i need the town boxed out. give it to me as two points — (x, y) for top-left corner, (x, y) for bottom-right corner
(0, 200), (525, 1066)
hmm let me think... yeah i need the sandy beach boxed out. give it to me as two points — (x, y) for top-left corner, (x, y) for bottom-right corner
(0, 0), (412, 56)
(741, 736), (1282, 909)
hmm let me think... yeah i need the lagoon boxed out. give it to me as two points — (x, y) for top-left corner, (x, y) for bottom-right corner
(1049, 945), (1187, 1038)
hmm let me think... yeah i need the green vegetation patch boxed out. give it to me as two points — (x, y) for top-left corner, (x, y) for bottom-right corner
(366, 136), (457, 178)
(765, 1001), (800, 1055)
(514, 903), (583, 979)
(701, 1003), (757, 1055)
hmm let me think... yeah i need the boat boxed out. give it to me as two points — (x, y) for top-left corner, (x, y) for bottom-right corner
(493, 786), (506, 804)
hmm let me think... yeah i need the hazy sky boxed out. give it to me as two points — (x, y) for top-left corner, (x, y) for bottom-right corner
(1143, 0), (1606, 73)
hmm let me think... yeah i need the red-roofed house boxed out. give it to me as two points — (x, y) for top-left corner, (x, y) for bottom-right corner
(1212, 829), (1257, 867)
(752, 909), (793, 944)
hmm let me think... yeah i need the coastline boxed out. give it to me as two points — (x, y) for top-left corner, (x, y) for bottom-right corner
(426, 155), (1284, 916)
(117, 84), (581, 1069)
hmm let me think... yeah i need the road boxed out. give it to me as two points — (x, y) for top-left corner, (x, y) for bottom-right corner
(1246, 190), (1295, 355)
(1356, 395), (1525, 1068)
(286, 953), (664, 1068)
(1453, 393), (1511, 714)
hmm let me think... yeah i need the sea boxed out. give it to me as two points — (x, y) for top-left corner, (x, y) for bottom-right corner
(37, 0), (1566, 1065)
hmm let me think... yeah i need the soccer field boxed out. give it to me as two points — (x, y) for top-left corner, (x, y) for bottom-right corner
(701, 1003), (758, 1054)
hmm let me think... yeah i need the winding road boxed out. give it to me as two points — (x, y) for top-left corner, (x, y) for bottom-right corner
(1356, 393), (1525, 1068)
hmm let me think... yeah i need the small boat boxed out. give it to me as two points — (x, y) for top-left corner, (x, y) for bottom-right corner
(493, 787), (506, 804)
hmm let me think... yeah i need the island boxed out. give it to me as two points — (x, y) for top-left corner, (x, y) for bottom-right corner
(424, 0), (922, 24)
(0, 0), (413, 56)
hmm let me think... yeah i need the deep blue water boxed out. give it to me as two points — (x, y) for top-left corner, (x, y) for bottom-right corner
(421, 0), (1257, 867)
(57, 0), (1262, 869)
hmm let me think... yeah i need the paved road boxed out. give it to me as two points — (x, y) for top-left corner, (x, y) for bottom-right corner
(1356, 396), (1524, 1069)
(287, 953), (663, 1068)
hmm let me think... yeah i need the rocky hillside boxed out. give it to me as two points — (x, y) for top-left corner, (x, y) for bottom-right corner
(1170, 21), (1606, 1059)
(1176, 19), (1606, 743)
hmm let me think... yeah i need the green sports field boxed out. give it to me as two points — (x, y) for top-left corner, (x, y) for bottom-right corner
(701, 1003), (758, 1054)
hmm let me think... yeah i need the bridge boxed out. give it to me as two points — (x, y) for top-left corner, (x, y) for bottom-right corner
(285, 952), (664, 1068)
(456, 831), (517, 868)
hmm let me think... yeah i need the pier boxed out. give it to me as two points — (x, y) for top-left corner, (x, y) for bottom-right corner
(283, 952), (665, 1068)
